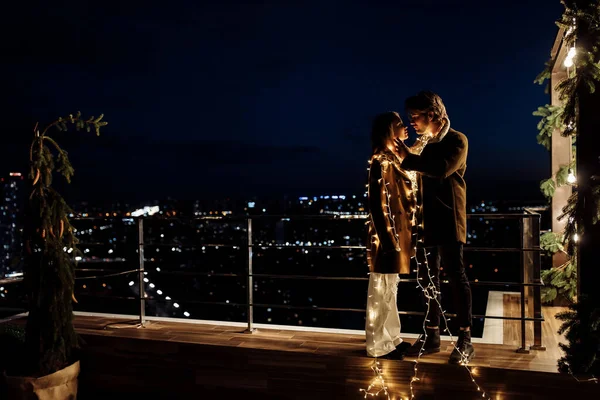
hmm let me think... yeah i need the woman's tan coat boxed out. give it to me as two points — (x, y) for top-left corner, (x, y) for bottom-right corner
(366, 150), (417, 274)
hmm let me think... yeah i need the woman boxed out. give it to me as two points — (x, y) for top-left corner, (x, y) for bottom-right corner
(365, 111), (417, 358)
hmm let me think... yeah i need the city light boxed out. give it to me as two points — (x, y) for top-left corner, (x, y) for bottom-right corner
(130, 206), (159, 217)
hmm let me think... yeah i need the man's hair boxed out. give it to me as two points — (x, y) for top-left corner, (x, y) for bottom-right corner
(371, 111), (402, 152)
(405, 91), (448, 122)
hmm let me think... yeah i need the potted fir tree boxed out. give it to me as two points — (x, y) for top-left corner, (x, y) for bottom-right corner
(2, 112), (107, 399)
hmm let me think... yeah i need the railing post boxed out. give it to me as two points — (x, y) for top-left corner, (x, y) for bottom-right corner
(517, 216), (530, 353)
(245, 217), (256, 333)
(138, 217), (146, 327)
(530, 213), (545, 350)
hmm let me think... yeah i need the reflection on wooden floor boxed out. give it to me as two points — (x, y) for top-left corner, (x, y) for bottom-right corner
(503, 293), (568, 372)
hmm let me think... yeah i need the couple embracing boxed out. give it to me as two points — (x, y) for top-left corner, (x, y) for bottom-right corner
(365, 91), (474, 364)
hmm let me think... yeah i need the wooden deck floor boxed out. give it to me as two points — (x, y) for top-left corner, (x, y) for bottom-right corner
(74, 314), (599, 399)
(68, 292), (569, 375)
(72, 313), (558, 373)
(3, 311), (599, 399)
(503, 295), (568, 371)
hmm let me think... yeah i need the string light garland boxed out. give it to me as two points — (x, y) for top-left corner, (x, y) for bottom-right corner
(535, 1), (600, 382)
(361, 126), (490, 398)
(141, 271), (192, 319)
(360, 135), (430, 399)
(359, 360), (392, 399)
(551, 3), (600, 254)
(361, 151), (403, 398)
(410, 246), (490, 399)
(405, 125), (490, 399)
(368, 153), (403, 254)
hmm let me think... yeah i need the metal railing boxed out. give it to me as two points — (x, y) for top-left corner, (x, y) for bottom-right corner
(0, 211), (544, 353)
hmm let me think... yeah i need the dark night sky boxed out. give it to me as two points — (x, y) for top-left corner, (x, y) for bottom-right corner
(0, 0), (563, 204)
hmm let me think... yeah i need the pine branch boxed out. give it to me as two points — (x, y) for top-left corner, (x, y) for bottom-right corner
(540, 231), (566, 255)
(554, 295), (600, 376)
(541, 258), (577, 304)
(533, 104), (565, 150)
(540, 178), (556, 200)
(556, 163), (572, 187)
(534, 60), (554, 92)
(558, 190), (579, 256)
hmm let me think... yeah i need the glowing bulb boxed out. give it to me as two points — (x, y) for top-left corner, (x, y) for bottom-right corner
(564, 57), (574, 68)
(567, 170), (576, 184)
(573, 233), (579, 242)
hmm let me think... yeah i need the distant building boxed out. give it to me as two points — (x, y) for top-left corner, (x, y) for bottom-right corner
(0, 172), (25, 278)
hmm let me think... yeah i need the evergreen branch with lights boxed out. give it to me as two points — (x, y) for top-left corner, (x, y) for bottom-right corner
(552, 2), (600, 249)
(540, 162), (577, 200)
(534, 0), (600, 378)
(534, 103), (577, 201)
(22, 112), (107, 376)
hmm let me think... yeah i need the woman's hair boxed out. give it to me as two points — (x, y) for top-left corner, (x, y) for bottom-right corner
(371, 111), (402, 152)
(405, 90), (448, 122)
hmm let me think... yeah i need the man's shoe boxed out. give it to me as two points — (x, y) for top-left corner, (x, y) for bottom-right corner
(448, 330), (475, 364)
(405, 328), (441, 357)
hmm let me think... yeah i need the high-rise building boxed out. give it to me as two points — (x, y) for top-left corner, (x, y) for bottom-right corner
(0, 172), (24, 278)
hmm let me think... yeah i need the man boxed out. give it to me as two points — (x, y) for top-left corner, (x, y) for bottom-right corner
(394, 91), (474, 364)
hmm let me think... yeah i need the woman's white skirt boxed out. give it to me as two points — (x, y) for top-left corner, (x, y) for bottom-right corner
(365, 272), (402, 357)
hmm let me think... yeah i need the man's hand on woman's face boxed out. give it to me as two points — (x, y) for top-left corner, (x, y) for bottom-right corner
(394, 138), (409, 159)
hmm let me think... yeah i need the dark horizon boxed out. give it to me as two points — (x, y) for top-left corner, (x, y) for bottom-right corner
(2, 166), (547, 206)
(58, 178), (546, 208)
